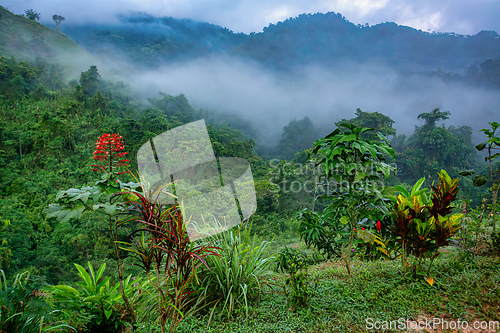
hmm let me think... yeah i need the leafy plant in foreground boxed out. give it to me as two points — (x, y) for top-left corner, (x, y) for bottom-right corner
(391, 170), (463, 281)
(45, 133), (141, 325)
(299, 123), (395, 275)
(490, 231), (500, 255)
(275, 247), (313, 308)
(473, 121), (500, 233)
(199, 227), (274, 320)
(0, 270), (74, 332)
(49, 262), (146, 332)
(121, 186), (219, 333)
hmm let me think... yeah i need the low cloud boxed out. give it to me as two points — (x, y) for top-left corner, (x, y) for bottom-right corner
(124, 55), (499, 145)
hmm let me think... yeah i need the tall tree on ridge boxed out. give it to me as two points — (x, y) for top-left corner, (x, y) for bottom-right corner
(52, 14), (65, 32)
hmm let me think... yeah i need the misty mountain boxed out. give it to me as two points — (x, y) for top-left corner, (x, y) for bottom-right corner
(236, 13), (500, 72)
(2, 6), (499, 145)
(59, 12), (247, 68)
(57, 11), (500, 74)
(0, 5), (95, 77)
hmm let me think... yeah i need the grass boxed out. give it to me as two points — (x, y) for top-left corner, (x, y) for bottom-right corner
(135, 251), (500, 332)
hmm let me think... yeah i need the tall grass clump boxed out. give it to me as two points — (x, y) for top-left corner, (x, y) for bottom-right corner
(199, 226), (275, 319)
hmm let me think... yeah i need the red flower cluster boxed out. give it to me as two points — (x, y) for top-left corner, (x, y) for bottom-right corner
(376, 220), (382, 232)
(91, 133), (130, 175)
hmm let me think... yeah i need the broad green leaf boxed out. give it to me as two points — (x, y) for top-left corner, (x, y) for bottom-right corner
(357, 229), (377, 244)
(83, 295), (102, 304)
(45, 204), (85, 223)
(475, 142), (486, 151)
(104, 308), (112, 320)
(487, 137), (500, 145)
(103, 204), (116, 215)
(88, 262), (96, 285)
(411, 177), (426, 196)
(489, 121), (499, 131)
(354, 171), (366, 182)
(339, 133), (356, 142)
(459, 169), (476, 177)
(95, 263), (106, 282)
(74, 264), (93, 290)
(395, 185), (410, 198)
(358, 141), (377, 158)
(96, 276), (111, 293)
(486, 152), (500, 162)
(473, 175), (487, 187)
(52, 285), (79, 295)
(340, 216), (349, 224)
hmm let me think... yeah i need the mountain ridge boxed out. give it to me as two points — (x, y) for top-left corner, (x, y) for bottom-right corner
(50, 11), (500, 74)
(0, 6), (96, 78)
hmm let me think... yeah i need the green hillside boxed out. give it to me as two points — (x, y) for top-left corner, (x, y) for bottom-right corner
(0, 6), (95, 78)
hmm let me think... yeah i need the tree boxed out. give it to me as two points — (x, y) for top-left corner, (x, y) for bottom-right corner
(52, 14), (65, 32)
(80, 65), (100, 97)
(24, 9), (40, 21)
(396, 110), (475, 184)
(474, 122), (500, 233)
(417, 108), (450, 129)
(298, 123), (395, 274)
(337, 108), (396, 138)
(275, 116), (316, 159)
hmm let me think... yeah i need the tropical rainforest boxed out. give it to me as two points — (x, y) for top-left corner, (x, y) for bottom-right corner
(0, 5), (499, 333)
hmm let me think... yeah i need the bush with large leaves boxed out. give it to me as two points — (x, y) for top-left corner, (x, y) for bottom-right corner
(297, 123), (395, 274)
(390, 170), (463, 280)
(49, 262), (146, 332)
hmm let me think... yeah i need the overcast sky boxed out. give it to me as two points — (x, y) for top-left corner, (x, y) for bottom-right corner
(3, 0), (500, 35)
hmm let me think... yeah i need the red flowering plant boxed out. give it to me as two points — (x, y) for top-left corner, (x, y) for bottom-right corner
(45, 133), (142, 327)
(91, 133), (130, 177)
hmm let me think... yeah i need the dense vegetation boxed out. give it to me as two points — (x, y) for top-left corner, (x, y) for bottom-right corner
(53, 11), (500, 77)
(0, 6), (499, 333)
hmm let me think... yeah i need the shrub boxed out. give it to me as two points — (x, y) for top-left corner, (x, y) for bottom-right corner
(0, 270), (74, 332)
(490, 231), (500, 255)
(48, 262), (145, 332)
(390, 170), (463, 280)
(122, 188), (219, 333)
(275, 246), (315, 308)
(198, 227), (274, 319)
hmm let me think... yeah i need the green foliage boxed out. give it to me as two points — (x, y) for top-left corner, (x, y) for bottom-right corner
(0, 56), (261, 285)
(141, 255), (500, 332)
(313, 123), (395, 181)
(417, 108), (450, 128)
(199, 227), (274, 319)
(275, 247), (314, 308)
(391, 170), (462, 278)
(490, 231), (500, 255)
(121, 187), (219, 333)
(275, 116), (316, 160)
(395, 110), (476, 186)
(79, 65), (100, 97)
(0, 270), (74, 332)
(0, 216), (11, 269)
(456, 211), (488, 254)
(337, 108), (396, 138)
(52, 15), (65, 32)
(301, 123), (395, 274)
(295, 207), (343, 259)
(24, 9), (40, 21)
(49, 262), (145, 332)
(473, 121), (500, 232)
